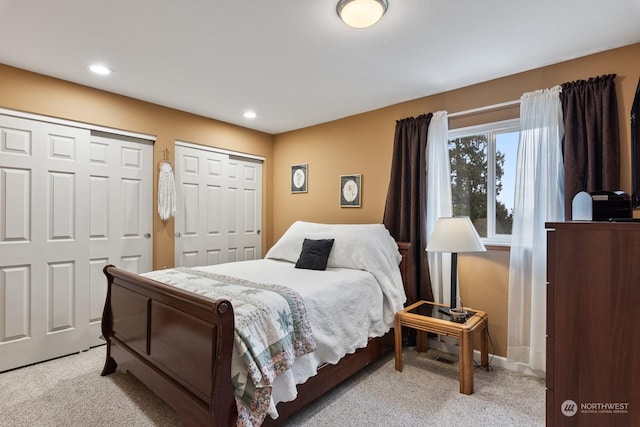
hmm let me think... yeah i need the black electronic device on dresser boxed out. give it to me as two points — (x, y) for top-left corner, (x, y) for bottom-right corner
(590, 191), (632, 221)
(545, 222), (640, 426)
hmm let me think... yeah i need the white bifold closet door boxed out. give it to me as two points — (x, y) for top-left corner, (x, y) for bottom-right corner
(174, 142), (262, 267)
(0, 115), (152, 372)
(87, 132), (153, 347)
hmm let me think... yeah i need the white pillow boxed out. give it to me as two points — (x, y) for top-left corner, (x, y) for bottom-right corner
(265, 221), (401, 269)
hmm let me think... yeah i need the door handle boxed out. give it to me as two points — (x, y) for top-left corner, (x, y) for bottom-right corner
(257, 229), (261, 235)
(144, 233), (151, 239)
(175, 232), (181, 238)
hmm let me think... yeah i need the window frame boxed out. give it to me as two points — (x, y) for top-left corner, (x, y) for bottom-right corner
(448, 118), (520, 246)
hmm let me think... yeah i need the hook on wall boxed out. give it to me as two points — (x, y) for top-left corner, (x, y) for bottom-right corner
(159, 148), (173, 168)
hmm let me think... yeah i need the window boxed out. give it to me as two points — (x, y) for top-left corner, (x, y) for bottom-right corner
(448, 119), (519, 244)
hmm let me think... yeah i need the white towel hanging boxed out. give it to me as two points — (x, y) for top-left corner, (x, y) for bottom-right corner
(158, 160), (176, 221)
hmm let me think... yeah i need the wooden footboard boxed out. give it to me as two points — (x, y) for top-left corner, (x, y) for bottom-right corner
(100, 242), (413, 426)
(101, 265), (237, 426)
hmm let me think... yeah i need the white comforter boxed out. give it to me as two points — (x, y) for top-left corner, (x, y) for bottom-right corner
(196, 221), (407, 421)
(264, 221), (406, 326)
(196, 260), (386, 418)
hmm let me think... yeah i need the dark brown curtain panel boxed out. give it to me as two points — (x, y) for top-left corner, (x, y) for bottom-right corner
(561, 74), (620, 219)
(631, 77), (640, 207)
(383, 113), (434, 305)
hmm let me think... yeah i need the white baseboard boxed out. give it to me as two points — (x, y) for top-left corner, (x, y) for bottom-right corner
(426, 336), (545, 379)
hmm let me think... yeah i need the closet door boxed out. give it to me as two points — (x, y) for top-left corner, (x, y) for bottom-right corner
(0, 116), (154, 371)
(175, 144), (229, 267)
(88, 132), (153, 347)
(227, 155), (262, 261)
(174, 143), (262, 267)
(0, 115), (90, 371)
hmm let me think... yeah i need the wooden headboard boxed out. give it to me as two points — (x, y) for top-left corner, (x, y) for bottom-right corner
(397, 241), (415, 306)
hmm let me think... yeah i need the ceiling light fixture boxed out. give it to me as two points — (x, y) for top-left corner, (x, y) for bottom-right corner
(89, 64), (113, 76)
(243, 111), (257, 119)
(337, 0), (388, 29)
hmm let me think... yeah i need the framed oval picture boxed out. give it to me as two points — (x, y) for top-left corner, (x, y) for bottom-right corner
(340, 174), (361, 207)
(291, 163), (308, 193)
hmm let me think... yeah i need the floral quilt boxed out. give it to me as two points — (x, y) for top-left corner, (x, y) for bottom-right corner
(142, 267), (317, 427)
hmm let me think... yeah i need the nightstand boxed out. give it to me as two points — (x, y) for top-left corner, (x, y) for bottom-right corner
(394, 300), (489, 395)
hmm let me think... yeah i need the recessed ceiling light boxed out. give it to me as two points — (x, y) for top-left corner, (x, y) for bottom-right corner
(89, 64), (113, 76)
(243, 111), (257, 119)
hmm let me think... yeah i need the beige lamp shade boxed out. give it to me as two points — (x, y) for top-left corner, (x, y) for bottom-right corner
(426, 216), (486, 253)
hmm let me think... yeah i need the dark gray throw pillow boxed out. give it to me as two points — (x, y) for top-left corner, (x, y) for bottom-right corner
(295, 238), (335, 270)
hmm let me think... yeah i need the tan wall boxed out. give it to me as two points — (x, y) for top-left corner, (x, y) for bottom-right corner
(2, 43), (639, 358)
(273, 43), (640, 357)
(0, 64), (274, 270)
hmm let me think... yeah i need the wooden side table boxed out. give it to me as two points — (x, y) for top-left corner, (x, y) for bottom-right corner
(394, 300), (489, 395)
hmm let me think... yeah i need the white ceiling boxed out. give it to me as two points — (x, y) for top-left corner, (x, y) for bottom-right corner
(1, 0), (639, 134)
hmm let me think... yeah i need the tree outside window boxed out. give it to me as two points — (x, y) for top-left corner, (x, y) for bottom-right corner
(448, 119), (518, 244)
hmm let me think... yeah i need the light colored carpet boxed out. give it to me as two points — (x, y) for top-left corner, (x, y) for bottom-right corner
(0, 345), (545, 426)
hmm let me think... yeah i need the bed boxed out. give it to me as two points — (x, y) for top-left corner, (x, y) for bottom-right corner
(100, 221), (414, 426)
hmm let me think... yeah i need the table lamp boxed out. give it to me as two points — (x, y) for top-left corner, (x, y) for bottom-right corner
(426, 216), (486, 316)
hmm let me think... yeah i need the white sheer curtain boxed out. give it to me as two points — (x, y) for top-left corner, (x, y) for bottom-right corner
(507, 86), (564, 374)
(426, 111), (453, 305)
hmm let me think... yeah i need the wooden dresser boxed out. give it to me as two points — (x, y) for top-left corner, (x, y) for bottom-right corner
(546, 222), (640, 426)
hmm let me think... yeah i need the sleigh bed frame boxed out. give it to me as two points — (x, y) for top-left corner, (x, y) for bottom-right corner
(101, 242), (413, 426)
